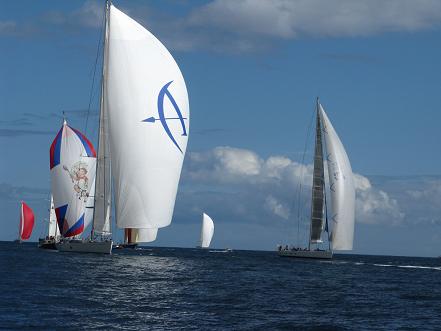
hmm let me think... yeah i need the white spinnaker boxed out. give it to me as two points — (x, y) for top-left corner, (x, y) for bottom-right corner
(50, 122), (97, 237)
(200, 213), (214, 248)
(138, 228), (158, 243)
(48, 195), (60, 237)
(319, 104), (355, 250)
(106, 5), (189, 229)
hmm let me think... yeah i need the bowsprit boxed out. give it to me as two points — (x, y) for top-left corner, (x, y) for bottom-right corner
(142, 81), (188, 153)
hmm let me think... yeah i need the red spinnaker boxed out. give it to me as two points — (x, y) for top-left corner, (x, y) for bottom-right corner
(20, 202), (35, 240)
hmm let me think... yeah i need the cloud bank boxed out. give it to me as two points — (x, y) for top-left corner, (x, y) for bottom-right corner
(178, 146), (409, 228)
(3, 0), (441, 53)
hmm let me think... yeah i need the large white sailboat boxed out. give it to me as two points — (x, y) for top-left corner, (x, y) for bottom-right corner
(55, 1), (189, 254)
(279, 99), (355, 259)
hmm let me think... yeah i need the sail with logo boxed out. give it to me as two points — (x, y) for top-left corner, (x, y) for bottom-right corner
(279, 99), (355, 259)
(50, 120), (97, 239)
(106, 3), (189, 243)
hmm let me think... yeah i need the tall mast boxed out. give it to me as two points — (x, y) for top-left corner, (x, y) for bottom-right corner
(309, 98), (326, 249)
(92, 0), (111, 238)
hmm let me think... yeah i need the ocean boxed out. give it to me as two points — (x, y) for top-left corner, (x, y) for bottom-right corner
(0, 242), (440, 330)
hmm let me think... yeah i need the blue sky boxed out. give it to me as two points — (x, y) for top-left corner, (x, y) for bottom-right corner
(1, 0), (440, 256)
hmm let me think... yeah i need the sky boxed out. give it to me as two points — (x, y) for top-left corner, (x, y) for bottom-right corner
(0, 0), (440, 257)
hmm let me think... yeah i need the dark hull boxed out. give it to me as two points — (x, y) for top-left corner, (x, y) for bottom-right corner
(113, 243), (138, 249)
(38, 238), (58, 250)
(278, 249), (333, 259)
(38, 242), (57, 250)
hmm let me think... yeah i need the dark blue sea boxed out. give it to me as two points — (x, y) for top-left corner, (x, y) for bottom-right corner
(1, 242), (440, 330)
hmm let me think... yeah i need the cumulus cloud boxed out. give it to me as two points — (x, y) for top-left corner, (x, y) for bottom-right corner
(154, 0), (441, 52)
(181, 146), (405, 227)
(0, 21), (17, 36)
(5, 1), (441, 53)
(354, 174), (404, 224)
(42, 0), (103, 29)
(265, 195), (290, 219)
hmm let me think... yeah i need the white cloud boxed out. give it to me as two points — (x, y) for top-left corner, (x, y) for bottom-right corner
(43, 0), (103, 29)
(12, 0), (440, 53)
(168, 0), (441, 52)
(188, 0), (441, 37)
(265, 195), (290, 219)
(0, 21), (16, 35)
(182, 146), (405, 226)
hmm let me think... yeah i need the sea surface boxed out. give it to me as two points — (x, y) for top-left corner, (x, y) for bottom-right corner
(0, 242), (440, 330)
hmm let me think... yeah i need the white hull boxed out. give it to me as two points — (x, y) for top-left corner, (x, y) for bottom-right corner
(56, 240), (113, 254)
(278, 249), (333, 259)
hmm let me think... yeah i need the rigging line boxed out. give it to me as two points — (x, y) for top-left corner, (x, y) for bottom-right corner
(84, 5), (106, 136)
(294, 101), (315, 247)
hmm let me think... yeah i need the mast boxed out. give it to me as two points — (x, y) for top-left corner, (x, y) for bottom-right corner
(92, 0), (111, 238)
(309, 98), (326, 249)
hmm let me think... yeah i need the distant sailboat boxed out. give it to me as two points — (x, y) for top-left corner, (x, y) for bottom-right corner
(197, 213), (214, 248)
(279, 99), (355, 259)
(38, 195), (61, 250)
(54, 1), (189, 253)
(16, 201), (35, 243)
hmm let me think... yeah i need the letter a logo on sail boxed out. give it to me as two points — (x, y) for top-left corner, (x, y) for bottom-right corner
(142, 81), (187, 153)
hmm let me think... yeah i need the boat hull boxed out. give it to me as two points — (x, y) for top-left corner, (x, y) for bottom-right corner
(278, 250), (333, 259)
(38, 240), (57, 250)
(56, 240), (113, 254)
(113, 243), (138, 249)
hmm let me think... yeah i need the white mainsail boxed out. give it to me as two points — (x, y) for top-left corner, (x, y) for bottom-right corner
(93, 62), (112, 235)
(200, 213), (214, 248)
(105, 4), (190, 230)
(48, 195), (60, 237)
(319, 104), (355, 250)
(50, 121), (97, 237)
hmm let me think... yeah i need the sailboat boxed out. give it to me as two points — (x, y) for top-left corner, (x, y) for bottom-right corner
(50, 120), (105, 253)
(16, 201), (35, 243)
(55, 1), (189, 254)
(38, 195), (61, 250)
(197, 213), (214, 249)
(279, 99), (355, 259)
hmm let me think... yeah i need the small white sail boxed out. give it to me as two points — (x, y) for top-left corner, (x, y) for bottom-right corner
(48, 195), (60, 237)
(200, 213), (214, 248)
(319, 104), (355, 250)
(106, 5), (190, 230)
(50, 121), (97, 237)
